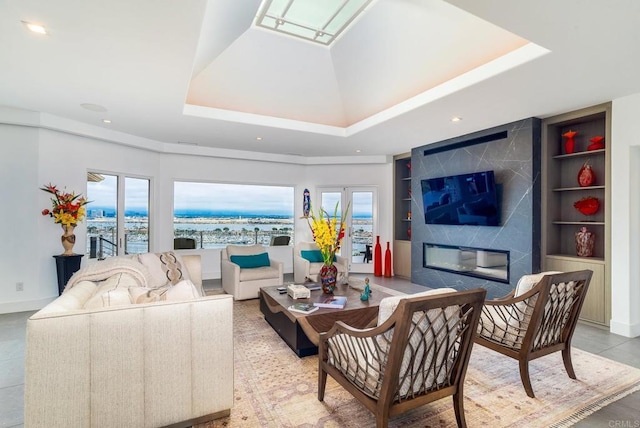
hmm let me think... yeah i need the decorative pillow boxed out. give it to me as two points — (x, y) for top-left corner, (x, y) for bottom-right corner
(129, 280), (202, 304)
(137, 252), (191, 287)
(230, 252), (270, 269)
(300, 250), (335, 263)
(164, 279), (202, 301)
(300, 249), (324, 263)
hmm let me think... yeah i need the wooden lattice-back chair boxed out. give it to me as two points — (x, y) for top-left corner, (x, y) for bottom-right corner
(475, 270), (593, 398)
(318, 288), (486, 428)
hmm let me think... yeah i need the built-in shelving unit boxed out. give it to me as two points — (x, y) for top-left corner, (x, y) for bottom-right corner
(393, 153), (412, 278)
(541, 103), (611, 326)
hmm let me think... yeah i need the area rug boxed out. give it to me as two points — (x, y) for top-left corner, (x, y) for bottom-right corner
(198, 298), (640, 428)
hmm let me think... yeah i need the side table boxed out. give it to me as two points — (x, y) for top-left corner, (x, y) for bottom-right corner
(53, 254), (84, 295)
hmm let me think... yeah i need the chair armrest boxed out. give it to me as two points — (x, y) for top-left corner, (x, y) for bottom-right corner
(293, 255), (311, 283)
(220, 259), (240, 287)
(270, 259), (284, 277)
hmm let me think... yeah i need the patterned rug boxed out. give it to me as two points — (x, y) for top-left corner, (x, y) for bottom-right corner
(198, 298), (640, 427)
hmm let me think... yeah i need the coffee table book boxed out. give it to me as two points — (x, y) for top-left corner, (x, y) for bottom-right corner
(288, 302), (319, 314)
(314, 295), (347, 309)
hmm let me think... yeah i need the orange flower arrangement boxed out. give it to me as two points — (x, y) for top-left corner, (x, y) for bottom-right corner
(41, 183), (90, 227)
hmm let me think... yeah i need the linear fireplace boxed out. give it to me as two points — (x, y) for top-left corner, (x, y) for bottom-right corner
(423, 243), (509, 283)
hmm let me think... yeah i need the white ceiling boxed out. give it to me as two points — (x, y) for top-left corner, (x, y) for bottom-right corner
(1, 0), (639, 159)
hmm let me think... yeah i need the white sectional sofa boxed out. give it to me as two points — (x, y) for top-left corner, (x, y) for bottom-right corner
(24, 253), (234, 428)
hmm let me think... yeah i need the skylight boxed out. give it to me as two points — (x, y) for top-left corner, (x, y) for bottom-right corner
(255, 0), (374, 45)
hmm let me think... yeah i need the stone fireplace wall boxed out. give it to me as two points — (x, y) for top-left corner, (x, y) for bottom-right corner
(410, 118), (541, 298)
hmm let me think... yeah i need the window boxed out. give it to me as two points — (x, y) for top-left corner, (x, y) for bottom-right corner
(173, 182), (294, 248)
(86, 172), (151, 258)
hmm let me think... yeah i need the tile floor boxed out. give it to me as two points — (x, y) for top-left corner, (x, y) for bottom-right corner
(1, 274), (638, 427)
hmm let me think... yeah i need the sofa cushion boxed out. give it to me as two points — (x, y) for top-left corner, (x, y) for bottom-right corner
(239, 266), (280, 281)
(230, 252), (270, 269)
(137, 252), (191, 287)
(514, 271), (562, 297)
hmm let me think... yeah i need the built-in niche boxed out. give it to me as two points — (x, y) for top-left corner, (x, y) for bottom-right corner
(410, 118), (541, 298)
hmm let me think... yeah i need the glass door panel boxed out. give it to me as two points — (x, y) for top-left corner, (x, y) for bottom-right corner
(86, 173), (119, 259)
(319, 187), (377, 274)
(124, 177), (150, 254)
(349, 191), (374, 269)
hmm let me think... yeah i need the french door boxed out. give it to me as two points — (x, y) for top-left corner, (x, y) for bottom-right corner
(318, 187), (377, 273)
(86, 171), (151, 258)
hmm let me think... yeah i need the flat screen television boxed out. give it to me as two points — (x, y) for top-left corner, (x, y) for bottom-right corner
(421, 170), (500, 226)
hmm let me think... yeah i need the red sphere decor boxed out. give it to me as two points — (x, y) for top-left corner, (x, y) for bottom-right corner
(574, 197), (600, 216)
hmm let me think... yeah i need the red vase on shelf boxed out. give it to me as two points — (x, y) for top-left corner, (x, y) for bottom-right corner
(384, 242), (392, 278)
(374, 236), (382, 277)
(577, 160), (595, 187)
(587, 136), (605, 151)
(563, 130), (577, 154)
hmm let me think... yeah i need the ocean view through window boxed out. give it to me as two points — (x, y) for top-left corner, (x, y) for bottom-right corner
(173, 182), (295, 248)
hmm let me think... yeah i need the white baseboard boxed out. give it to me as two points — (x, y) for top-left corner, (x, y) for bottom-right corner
(610, 319), (640, 338)
(0, 296), (56, 315)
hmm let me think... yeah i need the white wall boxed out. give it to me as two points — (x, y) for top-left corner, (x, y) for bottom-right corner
(0, 110), (393, 313)
(610, 93), (640, 337)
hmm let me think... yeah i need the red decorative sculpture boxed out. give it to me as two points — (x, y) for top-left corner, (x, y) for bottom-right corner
(587, 136), (605, 151)
(577, 161), (595, 187)
(574, 197), (600, 216)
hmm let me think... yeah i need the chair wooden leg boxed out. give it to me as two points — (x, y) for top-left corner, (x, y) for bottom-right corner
(318, 366), (327, 401)
(519, 359), (535, 398)
(453, 390), (467, 428)
(562, 346), (577, 379)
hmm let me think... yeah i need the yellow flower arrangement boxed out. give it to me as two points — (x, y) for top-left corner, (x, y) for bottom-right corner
(307, 201), (350, 266)
(40, 183), (89, 227)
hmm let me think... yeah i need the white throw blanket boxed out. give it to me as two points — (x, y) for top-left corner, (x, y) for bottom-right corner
(65, 257), (155, 291)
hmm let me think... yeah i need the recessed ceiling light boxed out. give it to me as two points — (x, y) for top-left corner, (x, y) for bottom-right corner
(22, 21), (47, 35)
(356, 149), (362, 153)
(256, 137), (263, 141)
(102, 119), (111, 124)
(80, 103), (108, 112)
(451, 116), (462, 122)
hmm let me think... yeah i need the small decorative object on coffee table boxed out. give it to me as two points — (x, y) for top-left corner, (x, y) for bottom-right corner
(575, 227), (595, 257)
(562, 130), (577, 154)
(360, 278), (371, 301)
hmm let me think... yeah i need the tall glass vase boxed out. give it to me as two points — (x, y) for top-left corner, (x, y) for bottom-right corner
(319, 263), (338, 294)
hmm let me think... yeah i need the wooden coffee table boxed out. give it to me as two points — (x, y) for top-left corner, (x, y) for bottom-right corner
(259, 283), (394, 357)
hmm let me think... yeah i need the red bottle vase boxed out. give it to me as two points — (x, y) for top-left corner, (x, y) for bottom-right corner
(563, 130), (577, 154)
(384, 242), (392, 278)
(374, 236), (382, 277)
